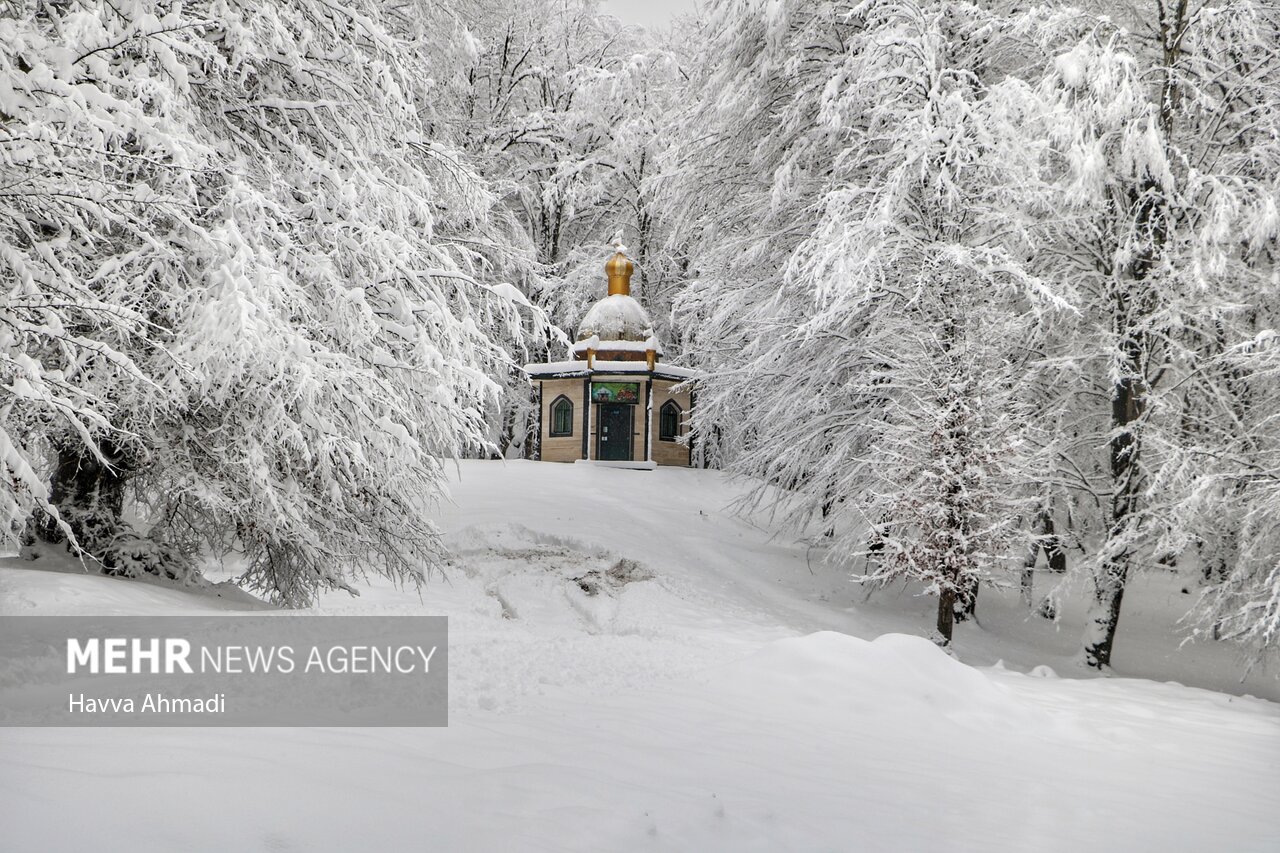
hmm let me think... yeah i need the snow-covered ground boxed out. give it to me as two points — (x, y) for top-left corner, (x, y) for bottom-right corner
(2, 461), (1278, 851)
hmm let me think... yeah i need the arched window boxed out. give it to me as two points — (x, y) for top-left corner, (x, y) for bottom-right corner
(659, 400), (682, 442)
(549, 395), (574, 437)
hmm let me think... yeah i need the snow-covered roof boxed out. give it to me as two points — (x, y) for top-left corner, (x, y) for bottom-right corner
(570, 335), (664, 356)
(577, 294), (653, 342)
(523, 360), (698, 381)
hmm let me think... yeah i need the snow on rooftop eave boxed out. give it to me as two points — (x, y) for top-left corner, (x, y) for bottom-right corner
(521, 360), (700, 380)
(651, 364), (699, 380)
(523, 360), (591, 377)
(570, 337), (665, 356)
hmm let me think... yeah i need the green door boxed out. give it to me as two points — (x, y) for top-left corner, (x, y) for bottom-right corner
(596, 403), (633, 461)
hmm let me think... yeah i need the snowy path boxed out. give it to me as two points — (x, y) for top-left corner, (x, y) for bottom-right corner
(2, 461), (1278, 851)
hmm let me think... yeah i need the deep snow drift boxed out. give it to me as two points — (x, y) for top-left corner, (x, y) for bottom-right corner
(2, 461), (1278, 852)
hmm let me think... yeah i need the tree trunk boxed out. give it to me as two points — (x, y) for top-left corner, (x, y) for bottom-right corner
(42, 439), (129, 555)
(953, 574), (978, 622)
(935, 585), (955, 647)
(1083, 338), (1146, 669)
(1020, 526), (1039, 608)
(1044, 515), (1067, 573)
(1084, 560), (1129, 668)
(1022, 509), (1064, 608)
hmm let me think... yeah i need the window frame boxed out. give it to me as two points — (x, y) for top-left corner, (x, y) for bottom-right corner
(659, 400), (682, 442)
(549, 394), (574, 437)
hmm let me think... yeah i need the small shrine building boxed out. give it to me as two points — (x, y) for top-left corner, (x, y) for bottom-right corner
(523, 245), (695, 468)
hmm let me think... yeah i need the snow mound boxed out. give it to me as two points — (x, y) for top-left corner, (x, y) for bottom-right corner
(0, 549), (268, 616)
(713, 631), (1027, 725)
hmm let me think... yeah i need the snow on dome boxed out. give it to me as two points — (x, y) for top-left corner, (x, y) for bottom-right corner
(577, 294), (653, 342)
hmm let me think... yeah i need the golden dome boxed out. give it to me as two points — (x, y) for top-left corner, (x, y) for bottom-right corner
(605, 250), (634, 296)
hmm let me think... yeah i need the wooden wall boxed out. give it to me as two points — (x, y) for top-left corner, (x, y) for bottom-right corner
(539, 378), (585, 463)
(536, 376), (693, 466)
(651, 379), (693, 467)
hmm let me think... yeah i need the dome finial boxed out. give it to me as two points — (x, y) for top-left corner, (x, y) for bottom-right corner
(604, 232), (634, 296)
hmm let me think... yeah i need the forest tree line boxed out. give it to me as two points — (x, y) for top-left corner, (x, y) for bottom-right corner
(2, 0), (1277, 667)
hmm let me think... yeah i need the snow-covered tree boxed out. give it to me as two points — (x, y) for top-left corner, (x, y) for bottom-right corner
(663, 0), (857, 469)
(669, 0), (1068, 644)
(1178, 332), (1280, 651)
(1, 1), (545, 603)
(1027, 0), (1280, 666)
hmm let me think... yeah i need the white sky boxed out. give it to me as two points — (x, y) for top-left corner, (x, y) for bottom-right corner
(602, 0), (698, 29)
